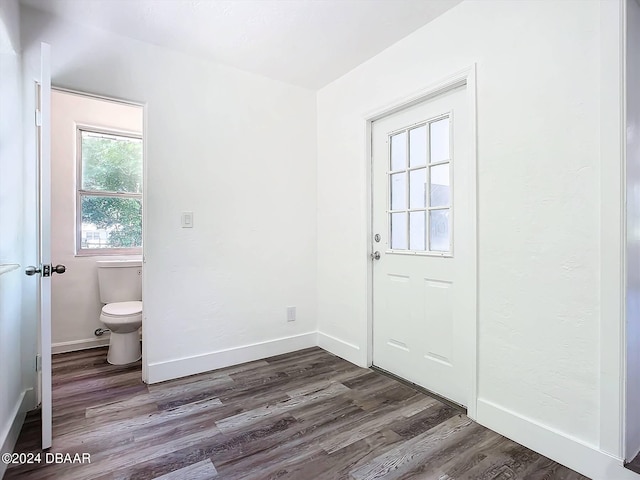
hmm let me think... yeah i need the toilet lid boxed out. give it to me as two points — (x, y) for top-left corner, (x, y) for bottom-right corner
(102, 301), (142, 316)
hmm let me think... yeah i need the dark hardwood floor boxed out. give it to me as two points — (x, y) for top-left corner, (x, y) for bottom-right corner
(6, 347), (589, 479)
(628, 450), (640, 474)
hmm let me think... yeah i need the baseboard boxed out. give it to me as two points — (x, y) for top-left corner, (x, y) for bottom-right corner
(51, 337), (110, 354)
(22, 388), (36, 413)
(476, 398), (637, 480)
(147, 332), (318, 384)
(0, 390), (29, 479)
(317, 331), (363, 367)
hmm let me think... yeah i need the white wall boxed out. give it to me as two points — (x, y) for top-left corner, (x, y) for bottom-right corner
(50, 90), (143, 353)
(0, 0), (32, 476)
(20, 5), (318, 383)
(0, 49), (25, 472)
(0, 50), (23, 447)
(317, 1), (627, 478)
(0, 0), (19, 52)
(626, 0), (640, 462)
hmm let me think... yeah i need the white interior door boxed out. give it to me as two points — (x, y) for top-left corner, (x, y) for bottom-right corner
(25, 42), (53, 449)
(371, 85), (473, 407)
(39, 42), (53, 450)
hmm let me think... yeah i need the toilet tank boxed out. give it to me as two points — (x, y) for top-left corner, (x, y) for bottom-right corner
(97, 260), (142, 304)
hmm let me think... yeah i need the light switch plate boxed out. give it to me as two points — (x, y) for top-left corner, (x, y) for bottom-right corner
(181, 211), (193, 228)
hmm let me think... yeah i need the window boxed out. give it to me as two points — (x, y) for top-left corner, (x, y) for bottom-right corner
(77, 128), (143, 255)
(388, 115), (451, 253)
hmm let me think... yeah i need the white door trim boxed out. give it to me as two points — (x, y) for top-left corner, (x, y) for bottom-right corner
(596, 0), (625, 461)
(364, 65), (478, 419)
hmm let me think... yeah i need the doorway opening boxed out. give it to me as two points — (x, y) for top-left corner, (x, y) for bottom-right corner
(49, 88), (145, 373)
(367, 68), (478, 417)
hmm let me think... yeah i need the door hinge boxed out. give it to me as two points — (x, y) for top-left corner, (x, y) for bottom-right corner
(35, 354), (42, 372)
(35, 109), (42, 127)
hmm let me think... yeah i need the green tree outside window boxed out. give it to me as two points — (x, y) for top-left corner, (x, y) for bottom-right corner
(79, 131), (142, 251)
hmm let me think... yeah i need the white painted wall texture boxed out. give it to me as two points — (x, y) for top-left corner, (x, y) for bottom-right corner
(626, 0), (640, 462)
(20, 5), (318, 382)
(0, 50), (25, 475)
(0, 0), (32, 474)
(0, 0), (19, 52)
(50, 90), (143, 352)
(0, 46), (23, 442)
(317, 1), (626, 477)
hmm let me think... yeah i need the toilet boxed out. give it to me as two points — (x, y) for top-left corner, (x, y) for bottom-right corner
(97, 259), (143, 365)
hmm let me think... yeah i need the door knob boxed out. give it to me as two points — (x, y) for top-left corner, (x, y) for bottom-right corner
(25, 264), (66, 276)
(52, 264), (66, 274)
(371, 251), (381, 260)
(25, 266), (41, 276)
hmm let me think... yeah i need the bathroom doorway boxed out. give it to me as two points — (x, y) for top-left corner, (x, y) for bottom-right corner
(49, 88), (145, 373)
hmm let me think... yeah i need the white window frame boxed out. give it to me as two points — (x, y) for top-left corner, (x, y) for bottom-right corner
(386, 112), (453, 256)
(76, 125), (143, 256)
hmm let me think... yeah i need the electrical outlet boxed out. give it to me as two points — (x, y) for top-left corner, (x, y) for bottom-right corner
(287, 306), (296, 322)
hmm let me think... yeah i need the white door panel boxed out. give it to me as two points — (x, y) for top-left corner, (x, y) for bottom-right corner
(39, 42), (53, 449)
(25, 43), (54, 449)
(372, 85), (472, 406)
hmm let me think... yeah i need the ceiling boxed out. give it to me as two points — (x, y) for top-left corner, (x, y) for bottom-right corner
(20, 0), (462, 89)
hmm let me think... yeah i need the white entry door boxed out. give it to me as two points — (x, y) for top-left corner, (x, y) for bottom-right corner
(371, 85), (473, 407)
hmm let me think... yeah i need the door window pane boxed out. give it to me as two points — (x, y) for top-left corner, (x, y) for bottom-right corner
(385, 114), (453, 254)
(409, 211), (426, 251)
(390, 132), (407, 171)
(429, 209), (450, 252)
(430, 118), (449, 163)
(409, 168), (427, 209)
(390, 172), (407, 210)
(391, 212), (408, 250)
(409, 126), (427, 167)
(430, 164), (450, 207)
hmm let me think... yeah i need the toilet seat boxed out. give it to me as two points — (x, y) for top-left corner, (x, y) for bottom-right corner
(100, 313), (142, 327)
(102, 301), (142, 316)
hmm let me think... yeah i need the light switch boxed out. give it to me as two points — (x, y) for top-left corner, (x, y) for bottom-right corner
(181, 211), (193, 228)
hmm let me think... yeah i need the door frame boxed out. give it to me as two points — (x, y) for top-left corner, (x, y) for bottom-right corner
(47, 86), (149, 384)
(364, 65), (478, 419)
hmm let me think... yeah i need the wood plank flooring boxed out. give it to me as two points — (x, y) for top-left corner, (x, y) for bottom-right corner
(627, 450), (640, 474)
(6, 347), (589, 480)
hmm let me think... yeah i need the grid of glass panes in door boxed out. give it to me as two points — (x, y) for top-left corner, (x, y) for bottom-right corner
(388, 115), (451, 252)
